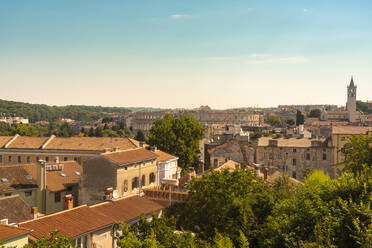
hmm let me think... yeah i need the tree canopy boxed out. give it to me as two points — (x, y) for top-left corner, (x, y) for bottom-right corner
(267, 115), (282, 127)
(296, 110), (305, 126)
(308, 108), (321, 118)
(148, 114), (204, 172)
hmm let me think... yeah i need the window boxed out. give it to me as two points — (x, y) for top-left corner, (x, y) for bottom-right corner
(292, 171), (297, 179)
(149, 173), (155, 184)
(306, 154), (310, 160)
(142, 175), (146, 186)
(4, 193), (11, 197)
(18, 156), (21, 163)
(124, 167), (128, 170)
(323, 154), (327, 160)
(45, 156), (49, 162)
(67, 186), (73, 192)
(8, 156), (12, 163)
(36, 156), (39, 162)
(123, 180), (128, 192)
(132, 177), (139, 190)
(64, 157), (68, 161)
(74, 157), (78, 161)
(26, 156), (30, 163)
(0, 155), (2, 164)
(292, 159), (296, 166)
(293, 149), (297, 153)
(25, 191), (32, 197)
(278, 153), (282, 159)
(55, 192), (61, 202)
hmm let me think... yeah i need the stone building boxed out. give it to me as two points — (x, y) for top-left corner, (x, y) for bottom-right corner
(0, 135), (138, 166)
(0, 160), (82, 215)
(278, 104), (337, 112)
(80, 148), (159, 206)
(256, 137), (334, 179)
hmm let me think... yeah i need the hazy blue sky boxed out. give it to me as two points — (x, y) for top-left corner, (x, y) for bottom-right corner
(1, 0), (371, 109)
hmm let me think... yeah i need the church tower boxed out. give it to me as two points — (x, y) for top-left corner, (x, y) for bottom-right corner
(346, 76), (357, 122)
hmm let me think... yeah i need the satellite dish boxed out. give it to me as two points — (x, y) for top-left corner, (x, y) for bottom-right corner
(113, 190), (119, 199)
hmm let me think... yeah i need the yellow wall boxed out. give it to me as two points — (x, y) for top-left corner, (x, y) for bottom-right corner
(3, 234), (28, 248)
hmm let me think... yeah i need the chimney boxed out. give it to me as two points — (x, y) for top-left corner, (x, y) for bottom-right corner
(63, 194), (74, 210)
(104, 187), (113, 200)
(264, 168), (268, 180)
(31, 207), (38, 219)
(139, 141), (144, 148)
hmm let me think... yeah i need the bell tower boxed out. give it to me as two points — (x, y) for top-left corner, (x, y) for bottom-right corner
(346, 76), (357, 122)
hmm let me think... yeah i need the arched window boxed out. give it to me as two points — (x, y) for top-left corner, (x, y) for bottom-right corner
(141, 175), (146, 187)
(149, 173), (155, 184)
(132, 177), (139, 190)
(123, 179), (128, 193)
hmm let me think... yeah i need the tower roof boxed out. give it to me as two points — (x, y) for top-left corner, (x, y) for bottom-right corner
(349, 76), (355, 87)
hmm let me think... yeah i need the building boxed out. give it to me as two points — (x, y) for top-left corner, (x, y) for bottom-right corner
(0, 135), (138, 166)
(278, 104), (337, 112)
(154, 149), (179, 185)
(321, 77), (361, 122)
(256, 137), (334, 179)
(0, 195), (34, 224)
(19, 196), (167, 248)
(0, 116), (29, 125)
(80, 148), (159, 206)
(329, 126), (372, 165)
(0, 160), (82, 215)
(0, 224), (31, 248)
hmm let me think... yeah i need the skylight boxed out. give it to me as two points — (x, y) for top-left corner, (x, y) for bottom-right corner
(60, 173), (66, 177)
(75, 171), (81, 176)
(25, 175), (32, 180)
(1, 178), (8, 183)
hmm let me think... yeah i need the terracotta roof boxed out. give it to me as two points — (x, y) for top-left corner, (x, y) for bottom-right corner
(19, 206), (115, 240)
(331, 126), (372, 135)
(214, 160), (241, 172)
(258, 137), (325, 147)
(0, 136), (13, 148)
(44, 161), (82, 192)
(6, 136), (49, 149)
(44, 137), (137, 151)
(0, 165), (38, 192)
(1, 161), (82, 192)
(90, 196), (166, 223)
(102, 148), (158, 165)
(154, 150), (177, 162)
(0, 195), (33, 224)
(0, 224), (31, 242)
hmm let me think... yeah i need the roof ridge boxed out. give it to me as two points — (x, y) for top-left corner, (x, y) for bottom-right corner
(41, 135), (55, 149)
(3, 134), (19, 148)
(0, 223), (31, 232)
(19, 205), (88, 224)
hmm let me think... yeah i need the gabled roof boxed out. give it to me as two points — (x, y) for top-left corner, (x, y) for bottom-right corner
(19, 206), (115, 240)
(0, 195), (33, 224)
(44, 161), (82, 192)
(154, 150), (177, 162)
(0, 224), (31, 242)
(6, 136), (49, 149)
(0, 165), (38, 192)
(102, 148), (158, 165)
(90, 196), (166, 223)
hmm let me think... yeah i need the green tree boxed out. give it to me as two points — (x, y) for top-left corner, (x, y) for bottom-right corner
(296, 110), (305, 126)
(23, 231), (74, 248)
(10, 124), (38, 136)
(135, 130), (146, 142)
(308, 108), (321, 118)
(148, 114), (204, 172)
(342, 135), (372, 174)
(267, 115), (282, 127)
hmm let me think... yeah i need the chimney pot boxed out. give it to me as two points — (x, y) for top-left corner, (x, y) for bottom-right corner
(31, 206), (38, 219)
(63, 194), (74, 210)
(104, 187), (114, 200)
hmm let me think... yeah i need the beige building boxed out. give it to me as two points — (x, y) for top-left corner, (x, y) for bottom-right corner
(256, 137), (334, 179)
(19, 196), (167, 248)
(0, 135), (138, 166)
(329, 126), (372, 165)
(0, 160), (82, 215)
(0, 224), (31, 248)
(80, 148), (159, 206)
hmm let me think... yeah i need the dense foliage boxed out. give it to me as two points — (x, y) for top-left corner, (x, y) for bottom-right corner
(308, 108), (321, 118)
(296, 110), (305, 126)
(0, 99), (131, 122)
(267, 115), (282, 127)
(148, 114), (205, 172)
(356, 100), (372, 114)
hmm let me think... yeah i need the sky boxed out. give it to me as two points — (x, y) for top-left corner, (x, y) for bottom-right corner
(0, 0), (372, 109)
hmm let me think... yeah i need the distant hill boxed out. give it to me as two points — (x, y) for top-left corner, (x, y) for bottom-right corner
(0, 99), (132, 122)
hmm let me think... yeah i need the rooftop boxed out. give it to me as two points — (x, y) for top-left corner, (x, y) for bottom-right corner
(154, 150), (177, 162)
(0, 165), (38, 192)
(0, 224), (31, 242)
(19, 205), (115, 240)
(0, 195), (33, 224)
(102, 148), (158, 165)
(331, 126), (372, 135)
